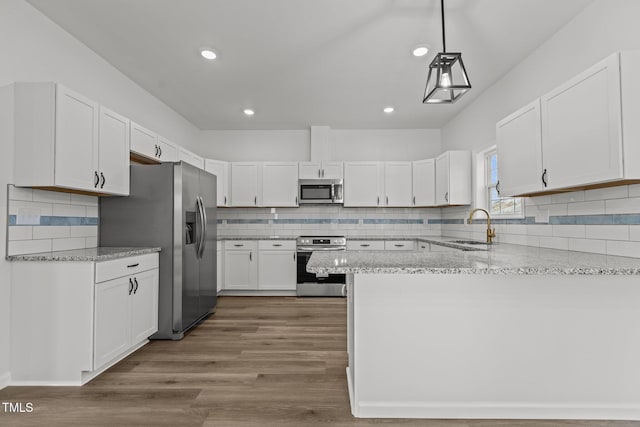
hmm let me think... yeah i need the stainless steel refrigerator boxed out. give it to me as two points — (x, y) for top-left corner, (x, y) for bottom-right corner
(99, 162), (217, 340)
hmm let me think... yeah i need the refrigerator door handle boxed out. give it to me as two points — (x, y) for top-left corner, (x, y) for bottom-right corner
(197, 196), (207, 259)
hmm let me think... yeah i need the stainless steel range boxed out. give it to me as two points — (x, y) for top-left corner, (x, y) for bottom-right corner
(296, 236), (347, 297)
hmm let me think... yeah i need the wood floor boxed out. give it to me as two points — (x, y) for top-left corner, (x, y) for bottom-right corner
(1, 296), (638, 427)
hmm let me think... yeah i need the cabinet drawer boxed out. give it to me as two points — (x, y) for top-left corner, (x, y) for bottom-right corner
(347, 240), (385, 251)
(225, 240), (257, 251)
(384, 240), (415, 251)
(96, 253), (159, 283)
(258, 240), (296, 250)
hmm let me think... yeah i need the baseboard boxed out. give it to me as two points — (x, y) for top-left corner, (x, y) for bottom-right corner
(218, 290), (297, 296)
(354, 401), (640, 420)
(81, 340), (148, 385)
(346, 367), (355, 416)
(0, 372), (11, 389)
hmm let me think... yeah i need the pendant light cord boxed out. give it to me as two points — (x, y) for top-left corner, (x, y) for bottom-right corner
(441, 0), (446, 52)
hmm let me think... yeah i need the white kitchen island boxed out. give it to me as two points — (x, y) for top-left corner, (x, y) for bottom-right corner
(307, 241), (640, 421)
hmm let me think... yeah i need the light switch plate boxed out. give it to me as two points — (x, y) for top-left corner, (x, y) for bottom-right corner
(535, 208), (550, 224)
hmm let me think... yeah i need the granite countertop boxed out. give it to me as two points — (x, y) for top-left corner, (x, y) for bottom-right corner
(7, 247), (161, 262)
(307, 243), (640, 275)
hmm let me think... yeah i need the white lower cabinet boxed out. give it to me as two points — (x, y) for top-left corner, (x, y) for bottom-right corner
(258, 240), (297, 290)
(224, 241), (258, 289)
(10, 252), (159, 385)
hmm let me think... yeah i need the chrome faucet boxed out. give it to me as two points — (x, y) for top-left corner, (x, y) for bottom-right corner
(468, 208), (496, 244)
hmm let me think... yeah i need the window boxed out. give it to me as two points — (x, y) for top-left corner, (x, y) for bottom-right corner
(486, 149), (523, 217)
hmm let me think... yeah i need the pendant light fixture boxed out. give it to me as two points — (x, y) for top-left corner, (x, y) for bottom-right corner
(423, 0), (471, 104)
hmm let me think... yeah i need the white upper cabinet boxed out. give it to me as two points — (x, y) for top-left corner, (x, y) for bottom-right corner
(204, 159), (230, 207)
(54, 85), (99, 192)
(178, 147), (204, 170)
(231, 162), (261, 207)
(13, 83), (129, 195)
(130, 123), (178, 163)
(98, 107), (130, 195)
(384, 162), (413, 207)
(435, 151), (471, 206)
(262, 162), (299, 207)
(541, 52), (622, 190)
(156, 136), (178, 162)
(497, 51), (640, 196)
(496, 99), (544, 196)
(344, 162), (384, 207)
(412, 159), (436, 206)
(299, 162), (343, 179)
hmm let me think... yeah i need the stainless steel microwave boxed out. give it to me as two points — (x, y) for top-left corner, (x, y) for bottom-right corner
(298, 179), (344, 204)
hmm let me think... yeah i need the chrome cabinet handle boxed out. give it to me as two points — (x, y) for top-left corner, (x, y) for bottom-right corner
(94, 171), (99, 188)
(542, 169), (548, 187)
(133, 277), (139, 294)
(129, 278), (133, 295)
(100, 172), (105, 189)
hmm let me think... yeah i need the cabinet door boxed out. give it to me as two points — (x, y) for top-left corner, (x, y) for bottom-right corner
(130, 269), (159, 344)
(179, 147), (204, 169)
(412, 159), (435, 206)
(231, 163), (260, 206)
(497, 99), (544, 196)
(258, 250), (297, 290)
(205, 160), (230, 207)
(344, 162), (383, 207)
(98, 107), (130, 196)
(130, 122), (159, 162)
(224, 249), (257, 289)
(322, 162), (343, 180)
(262, 162), (299, 207)
(384, 162), (412, 207)
(157, 137), (178, 162)
(216, 242), (223, 293)
(435, 153), (450, 205)
(94, 277), (130, 369)
(54, 85), (99, 191)
(299, 162), (322, 179)
(541, 53), (623, 190)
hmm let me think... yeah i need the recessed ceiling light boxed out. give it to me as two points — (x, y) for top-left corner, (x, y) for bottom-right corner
(383, 107), (394, 114)
(412, 45), (429, 57)
(200, 48), (217, 60)
(243, 109), (255, 116)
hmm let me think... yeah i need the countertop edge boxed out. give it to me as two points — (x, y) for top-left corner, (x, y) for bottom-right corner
(6, 247), (162, 262)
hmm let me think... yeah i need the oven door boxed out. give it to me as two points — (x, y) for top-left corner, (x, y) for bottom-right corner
(296, 251), (346, 284)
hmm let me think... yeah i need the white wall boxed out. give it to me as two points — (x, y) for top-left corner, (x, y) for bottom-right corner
(0, 0), (203, 387)
(198, 128), (441, 161)
(198, 130), (310, 161)
(330, 129), (441, 161)
(441, 0), (640, 151)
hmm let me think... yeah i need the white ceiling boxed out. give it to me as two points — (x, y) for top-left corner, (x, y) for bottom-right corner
(27, 0), (592, 130)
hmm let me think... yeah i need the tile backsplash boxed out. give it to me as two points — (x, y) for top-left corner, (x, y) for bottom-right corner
(6, 185), (98, 256)
(441, 183), (640, 258)
(217, 206), (442, 238)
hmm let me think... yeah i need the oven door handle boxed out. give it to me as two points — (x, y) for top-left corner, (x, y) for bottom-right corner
(296, 247), (346, 252)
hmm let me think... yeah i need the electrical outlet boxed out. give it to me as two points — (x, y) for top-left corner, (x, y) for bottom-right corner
(535, 209), (549, 224)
